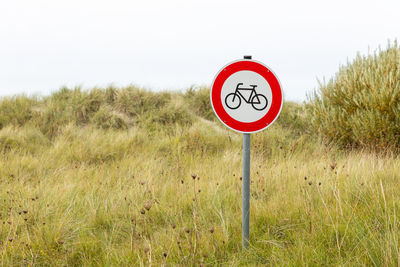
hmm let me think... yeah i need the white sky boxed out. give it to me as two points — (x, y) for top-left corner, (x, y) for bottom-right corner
(0, 0), (399, 101)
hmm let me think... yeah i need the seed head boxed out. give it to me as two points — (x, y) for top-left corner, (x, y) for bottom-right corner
(330, 162), (337, 170)
(143, 201), (152, 211)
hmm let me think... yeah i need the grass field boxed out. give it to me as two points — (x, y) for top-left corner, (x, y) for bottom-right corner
(0, 87), (399, 266)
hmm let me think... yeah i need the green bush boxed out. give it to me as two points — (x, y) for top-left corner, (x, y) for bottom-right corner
(307, 41), (400, 151)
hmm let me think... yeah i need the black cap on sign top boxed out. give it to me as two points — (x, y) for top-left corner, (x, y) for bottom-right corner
(244, 55), (252, 59)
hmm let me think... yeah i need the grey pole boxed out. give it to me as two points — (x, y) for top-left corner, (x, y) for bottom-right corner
(242, 55), (252, 249)
(242, 133), (250, 249)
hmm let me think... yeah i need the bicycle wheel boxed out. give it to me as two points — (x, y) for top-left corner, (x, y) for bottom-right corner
(251, 94), (268, 111)
(225, 93), (241, 110)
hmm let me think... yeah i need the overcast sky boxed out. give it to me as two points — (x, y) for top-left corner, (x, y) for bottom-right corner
(0, 0), (399, 101)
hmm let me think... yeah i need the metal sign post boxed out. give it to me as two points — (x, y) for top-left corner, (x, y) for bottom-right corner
(242, 133), (251, 249)
(210, 55), (283, 250)
(242, 55), (252, 249)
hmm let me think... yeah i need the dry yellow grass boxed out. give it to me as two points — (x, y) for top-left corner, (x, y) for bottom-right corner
(1, 120), (399, 266)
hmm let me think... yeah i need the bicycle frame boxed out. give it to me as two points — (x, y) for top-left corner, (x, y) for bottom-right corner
(233, 83), (260, 104)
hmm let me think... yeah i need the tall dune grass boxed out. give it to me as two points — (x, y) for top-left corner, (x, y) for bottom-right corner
(0, 85), (399, 265)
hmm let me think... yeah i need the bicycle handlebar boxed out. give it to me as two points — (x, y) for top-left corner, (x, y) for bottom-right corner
(236, 83), (257, 90)
(236, 83), (244, 88)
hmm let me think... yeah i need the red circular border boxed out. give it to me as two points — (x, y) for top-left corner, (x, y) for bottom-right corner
(210, 60), (283, 133)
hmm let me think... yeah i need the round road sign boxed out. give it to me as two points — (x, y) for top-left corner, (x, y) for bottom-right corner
(210, 59), (283, 133)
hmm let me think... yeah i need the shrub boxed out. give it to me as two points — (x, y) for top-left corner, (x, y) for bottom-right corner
(307, 41), (400, 152)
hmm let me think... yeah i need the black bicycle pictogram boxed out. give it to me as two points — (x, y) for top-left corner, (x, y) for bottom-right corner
(225, 83), (268, 111)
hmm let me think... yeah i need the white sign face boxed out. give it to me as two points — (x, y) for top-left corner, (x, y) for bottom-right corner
(220, 71), (272, 123)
